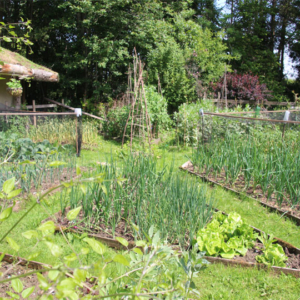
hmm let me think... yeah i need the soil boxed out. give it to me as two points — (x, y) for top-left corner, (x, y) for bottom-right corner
(0, 261), (44, 299)
(52, 208), (300, 270)
(183, 162), (300, 219)
(231, 242), (300, 269)
(0, 261), (96, 299)
(50, 207), (136, 242)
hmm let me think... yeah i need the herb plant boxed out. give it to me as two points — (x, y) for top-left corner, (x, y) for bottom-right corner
(0, 173), (209, 299)
(63, 153), (214, 247)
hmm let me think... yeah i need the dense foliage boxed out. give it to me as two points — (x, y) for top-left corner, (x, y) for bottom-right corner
(0, 175), (208, 299)
(103, 106), (131, 140)
(1, 0), (228, 110)
(1, 0), (300, 111)
(0, 132), (57, 161)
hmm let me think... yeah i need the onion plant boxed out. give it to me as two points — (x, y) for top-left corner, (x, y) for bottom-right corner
(192, 118), (300, 208)
(61, 154), (214, 248)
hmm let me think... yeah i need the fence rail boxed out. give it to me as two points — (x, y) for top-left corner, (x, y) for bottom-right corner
(209, 99), (297, 106)
(44, 97), (106, 121)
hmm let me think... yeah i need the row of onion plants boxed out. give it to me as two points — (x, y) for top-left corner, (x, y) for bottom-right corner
(60, 154), (214, 247)
(192, 127), (300, 206)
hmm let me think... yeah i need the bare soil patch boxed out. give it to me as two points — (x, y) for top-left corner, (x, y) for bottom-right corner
(0, 261), (44, 299)
(49, 207), (136, 242)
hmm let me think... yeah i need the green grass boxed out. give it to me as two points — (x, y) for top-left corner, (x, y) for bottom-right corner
(196, 264), (300, 299)
(1, 138), (300, 299)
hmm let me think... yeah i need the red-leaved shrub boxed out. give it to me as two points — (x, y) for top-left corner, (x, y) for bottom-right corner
(211, 72), (272, 102)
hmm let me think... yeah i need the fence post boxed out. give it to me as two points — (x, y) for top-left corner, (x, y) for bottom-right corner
(5, 101), (8, 123)
(32, 100), (37, 127)
(75, 108), (82, 157)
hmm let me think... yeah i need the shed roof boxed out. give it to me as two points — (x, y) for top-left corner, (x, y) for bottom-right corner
(0, 47), (59, 82)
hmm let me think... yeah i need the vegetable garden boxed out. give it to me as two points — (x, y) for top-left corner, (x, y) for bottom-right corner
(0, 105), (300, 299)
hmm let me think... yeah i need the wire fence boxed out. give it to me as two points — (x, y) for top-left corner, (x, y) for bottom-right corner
(175, 109), (300, 147)
(0, 107), (82, 156)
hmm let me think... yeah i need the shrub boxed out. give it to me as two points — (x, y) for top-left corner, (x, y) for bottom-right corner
(211, 71), (272, 103)
(103, 105), (131, 140)
(174, 101), (215, 146)
(145, 85), (172, 136)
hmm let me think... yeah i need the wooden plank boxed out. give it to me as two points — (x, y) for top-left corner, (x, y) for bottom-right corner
(26, 104), (57, 109)
(32, 100), (36, 127)
(220, 109), (300, 115)
(45, 97), (107, 121)
(204, 111), (300, 124)
(205, 256), (300, 278)
(0, 252), (51, 270)
(0, 112), (76, 116)
(208, 99), (296, 106)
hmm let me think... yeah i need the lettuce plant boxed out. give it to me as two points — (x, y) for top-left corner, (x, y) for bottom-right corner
(256, 233), (288, 267)
(197, 212), (257, 259)
(197, 212), (288, 267)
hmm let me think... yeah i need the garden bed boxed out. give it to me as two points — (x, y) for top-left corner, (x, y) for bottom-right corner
(180, 161), (300, 225)
(0, 261), (45, 298)
(0, 252), (51, 298)
(48, 209), (300, 278)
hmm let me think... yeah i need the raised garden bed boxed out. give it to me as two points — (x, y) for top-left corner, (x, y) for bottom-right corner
(180, 161), (300, 226)
(48, 209), (300, 278)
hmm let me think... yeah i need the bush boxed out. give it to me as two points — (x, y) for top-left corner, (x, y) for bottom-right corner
(0, 132), (59, 161)
(103, 105), (131, 140)
(174, 101), (214, 146)
(103, 86), (172, 140)
(174, 100), (255, 146)
(211, 71), (272, 103)
(145, 85), (172, 136)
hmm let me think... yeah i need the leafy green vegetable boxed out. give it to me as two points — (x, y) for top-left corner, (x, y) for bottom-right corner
(197, 212), (288, 267)
(256, 243), (288, 267)
(197, 212), (257, 259)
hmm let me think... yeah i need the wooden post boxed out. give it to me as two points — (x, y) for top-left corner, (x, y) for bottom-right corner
(15, 96), (21, 110)
(32, 100), (37, 127)
(5, 101), (8, 123)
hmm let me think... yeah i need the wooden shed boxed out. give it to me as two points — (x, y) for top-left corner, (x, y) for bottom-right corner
(0, 47), (59, 110)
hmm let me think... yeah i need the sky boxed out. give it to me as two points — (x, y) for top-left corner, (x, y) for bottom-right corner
(216, 0), (297, 79)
